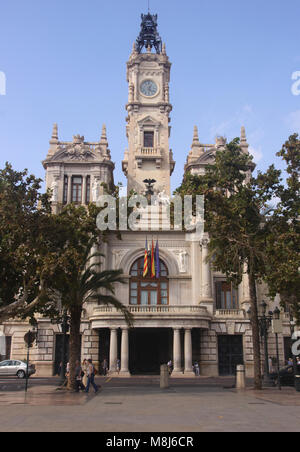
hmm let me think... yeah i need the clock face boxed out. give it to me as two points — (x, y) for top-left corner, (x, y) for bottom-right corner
(140, 80), (158, 97)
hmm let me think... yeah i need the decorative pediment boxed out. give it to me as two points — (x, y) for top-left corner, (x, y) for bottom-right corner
(50, 136), (95, 162)
(196, 149), (216, 164)
(137, 116), (161, 128)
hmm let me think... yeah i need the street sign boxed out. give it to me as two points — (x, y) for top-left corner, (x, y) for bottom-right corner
(24, 331), (36, 348)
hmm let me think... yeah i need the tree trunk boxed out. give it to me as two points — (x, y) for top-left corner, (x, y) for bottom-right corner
(249, 270), (262, 390)
(68, 304), (82, 391)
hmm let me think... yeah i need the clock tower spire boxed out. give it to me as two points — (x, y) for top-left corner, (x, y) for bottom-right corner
(122, 13), (175, 196)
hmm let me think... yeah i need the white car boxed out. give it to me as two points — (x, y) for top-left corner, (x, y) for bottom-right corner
(0, 360), (36, 378)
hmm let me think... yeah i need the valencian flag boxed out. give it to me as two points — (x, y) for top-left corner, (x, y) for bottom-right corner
(143, 238), (148, 277)
(151, 239), (156, 278)
(155, 239), (160, 278)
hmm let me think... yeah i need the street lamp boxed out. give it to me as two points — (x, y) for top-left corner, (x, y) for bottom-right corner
(272, 307), (283, 391)
(51, 309), (70, 386)
(23, 327), (37, 393)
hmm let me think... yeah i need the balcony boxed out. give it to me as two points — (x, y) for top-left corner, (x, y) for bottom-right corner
(135, 148), (162, 169)
(90, 305), (212, 329)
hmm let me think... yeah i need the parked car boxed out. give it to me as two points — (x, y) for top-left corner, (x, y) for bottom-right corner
(0, 360), (36, 379)
(270, 364), (300, 387)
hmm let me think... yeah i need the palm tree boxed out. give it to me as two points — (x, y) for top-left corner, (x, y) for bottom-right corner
(62, 249), (133, 391)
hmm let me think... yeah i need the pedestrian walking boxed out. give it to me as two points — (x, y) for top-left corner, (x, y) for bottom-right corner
(82, 359), (88, 387)
(194, 362), (200, 376)
(116, 358), (121, 374)
(85, 359), (99, 394)
(75, 360), (86, 392)
(167, 360), (173, 375)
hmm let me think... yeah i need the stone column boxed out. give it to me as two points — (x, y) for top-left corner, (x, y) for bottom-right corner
(191, 240), (200, 304)
(82, 176), (87, 205)
(200, 238), (214, 314)
(67, 175), (72, 204)
(239, 264), (251, 310)
(184, 328), (194, 376)
(172, 328), (182, 375)
(120, 328), (131, 377)
(201, 238), (212, 300)
(109, 328), (118, 374)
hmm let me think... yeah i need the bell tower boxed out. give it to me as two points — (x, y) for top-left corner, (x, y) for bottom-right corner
(122, 13), (175, 196)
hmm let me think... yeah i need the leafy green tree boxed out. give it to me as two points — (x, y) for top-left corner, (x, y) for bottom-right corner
(0, 163), (53, 322)
(176, 139), (282, 389)
(264, 134), (300, 323)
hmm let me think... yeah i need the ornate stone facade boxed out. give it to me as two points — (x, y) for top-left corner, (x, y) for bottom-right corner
(1, 12), (291, 379)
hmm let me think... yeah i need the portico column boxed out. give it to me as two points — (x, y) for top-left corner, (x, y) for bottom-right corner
(120, 327), (131, 377)
(172, 328), (182, 374)
(109, 328), (118, 374)
(184, 328), (194, 376)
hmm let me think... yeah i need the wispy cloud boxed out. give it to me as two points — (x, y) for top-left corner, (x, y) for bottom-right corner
(249, 145), (263, 163)
(209, 104), (254, 139)
(285, 110), (300, 134)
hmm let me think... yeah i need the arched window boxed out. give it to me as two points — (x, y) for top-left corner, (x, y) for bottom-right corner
(129, 256), (169, 306)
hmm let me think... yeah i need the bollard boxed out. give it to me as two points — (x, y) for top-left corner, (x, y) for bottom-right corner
(160, 364), (170, 389)
(236, 365), (246, 390)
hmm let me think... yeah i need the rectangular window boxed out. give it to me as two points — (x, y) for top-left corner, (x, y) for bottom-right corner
(150, 291), (157, 305)
(215, 281), (238, 310)
(63, 176), (68, 204)
(141, 291), (148, 305)
(86, 176), (91, 204)
(144, 131), (154, 148)
(71, 176), (82, 204)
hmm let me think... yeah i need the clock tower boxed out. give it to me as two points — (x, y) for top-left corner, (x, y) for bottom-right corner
(122, 13), (175, 196)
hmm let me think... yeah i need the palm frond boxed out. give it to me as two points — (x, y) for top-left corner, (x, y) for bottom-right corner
(90, 293), (134, 327)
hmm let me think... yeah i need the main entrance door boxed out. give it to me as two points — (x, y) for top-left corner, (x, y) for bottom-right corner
(129, 328), (172, 375)
(218, 335), (244, 376)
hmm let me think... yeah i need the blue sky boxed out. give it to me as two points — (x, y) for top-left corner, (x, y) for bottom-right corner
(0, 0), (299, 191)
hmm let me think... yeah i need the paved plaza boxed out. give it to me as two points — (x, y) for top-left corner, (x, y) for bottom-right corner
(0, 377), (300, 432)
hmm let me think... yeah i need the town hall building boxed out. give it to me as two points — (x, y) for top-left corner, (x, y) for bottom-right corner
(0, 13), (292, 378)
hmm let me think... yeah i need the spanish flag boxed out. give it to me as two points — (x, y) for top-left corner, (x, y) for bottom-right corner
(151, 239), (155, 278)
(143, 239), (148, 277)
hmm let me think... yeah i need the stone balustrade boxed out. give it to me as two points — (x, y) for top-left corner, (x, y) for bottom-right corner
(93, 305), (208, 316)
(215, 309), (246, 319)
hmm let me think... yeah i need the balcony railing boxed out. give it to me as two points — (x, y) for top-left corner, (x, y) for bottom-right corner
(93, 305), (210, 316)
(136, 147), (162, 157)
(215, 309), (246, 319)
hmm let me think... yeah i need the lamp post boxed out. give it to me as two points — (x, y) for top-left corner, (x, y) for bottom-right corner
(272, 307), (283, 391)
(248, 301), (273, 387)
(23, 328), (37, 393)
(51, 309), (70, 386)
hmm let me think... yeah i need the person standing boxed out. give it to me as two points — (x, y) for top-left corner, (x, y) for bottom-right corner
(116, 358), (121, 374)
(75, 360), (85, 392)
(85, 359), (99, 394)
(194, 362), (200, 376)
(102, 358), (108, 376)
